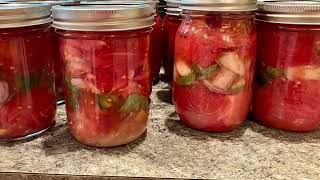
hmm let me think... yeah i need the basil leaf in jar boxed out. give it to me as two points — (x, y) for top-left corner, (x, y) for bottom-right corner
(201, 64), (220, 79)
(98, 94), (119, 110)
(120, 93), (148, 113)
(257, 66), (285, 85)
(66, 78), (79, 112)
(16, 72), (42, 92)
(176, 65), (200, 86)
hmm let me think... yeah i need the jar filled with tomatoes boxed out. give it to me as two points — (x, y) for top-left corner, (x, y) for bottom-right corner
(173, 0), (257, 132)
(150, 2), (164, 84)
(253, 1), (320, 132)
(163, 0), (181, 83)
(53, 4), (153, 147)
(0, 3), (56, 140)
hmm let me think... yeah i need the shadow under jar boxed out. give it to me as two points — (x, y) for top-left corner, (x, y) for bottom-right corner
(0, 3), (56, 140)
(172, 0), (257, 132)
(52, 4), (153, 147)
(253, 1), (320, 132)
(163, 0), (182, 84)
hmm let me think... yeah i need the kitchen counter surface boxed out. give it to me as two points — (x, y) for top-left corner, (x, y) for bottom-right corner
(1, 82), (320, 179)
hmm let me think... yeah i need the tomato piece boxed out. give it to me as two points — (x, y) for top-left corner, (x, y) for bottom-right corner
(258, 23), (320, 68)
(253, 79), (320, 132)
(173, 82), (249, 132)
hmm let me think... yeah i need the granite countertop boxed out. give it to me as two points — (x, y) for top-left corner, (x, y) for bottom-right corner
(1, 82), (320, 179)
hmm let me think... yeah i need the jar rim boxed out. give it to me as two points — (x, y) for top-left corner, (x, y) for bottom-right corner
(256, 1), (320, 25)
(80, 0), (157, 7)
(0, 3), (51, 28)
(180, 0), (257, 12)
(52, 4), (155, 31)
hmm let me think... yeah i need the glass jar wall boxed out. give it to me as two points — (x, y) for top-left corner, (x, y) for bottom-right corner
(0, 4), (56, 140)
(163, 0), (181, 83)
(253, 1), (320, 132)
(53, 4), (153, 147)
(173, 1), (257, 132)
(150, 5), (164, 84)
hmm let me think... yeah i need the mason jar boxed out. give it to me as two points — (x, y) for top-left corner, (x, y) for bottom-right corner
(173, 0), (257, 132)
(163, 0), (181, 83)
(0, 3), (56, 140)
(253, 1), (320, 132)
(53, 4), (153, 147)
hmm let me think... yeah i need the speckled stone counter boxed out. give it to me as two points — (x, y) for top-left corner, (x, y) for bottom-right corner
(1, 82), (320, 179)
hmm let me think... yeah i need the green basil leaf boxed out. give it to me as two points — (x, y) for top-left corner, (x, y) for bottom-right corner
(98, 94), (119, 110)
(65, 78), (79, 112)
(120, 93), (148, 113)
(201, 64), (220, 79)
(257, 65), (285, 85)
(16, 72), (42, 92)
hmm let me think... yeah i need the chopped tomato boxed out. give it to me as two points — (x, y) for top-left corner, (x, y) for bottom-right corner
(0, 87), (56, 139)
(173, 82), (249, 132)
(253, 79), (320, 132)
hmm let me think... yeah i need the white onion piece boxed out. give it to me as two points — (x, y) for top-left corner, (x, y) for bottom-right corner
(203, 68), (237, 94)
(219, 52), (245, 77)
(175, 61), (192, 77)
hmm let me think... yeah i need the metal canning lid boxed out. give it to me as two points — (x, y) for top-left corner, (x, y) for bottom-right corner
(80, 0), (157, 8)
(0, 3), (51, 28)
(4, 0), (76, 6)
(52, 4), (155, 31)
(256, 1), (320, 25)
(181, 0), (257, 12)
(167, 0), (181, 16)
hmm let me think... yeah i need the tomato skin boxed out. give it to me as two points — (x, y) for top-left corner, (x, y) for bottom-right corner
(0, 87), (56, 139)
(253, 79), (320, 132)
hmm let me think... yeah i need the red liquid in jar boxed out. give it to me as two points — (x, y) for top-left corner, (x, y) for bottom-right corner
(173, 14), (256, 132)
(0, 24), (56, 139)
(57, 29), (151, 147)
(163, 14), (182, 83)
(150, 14), (164, 83)
(253, 22), (320, 132)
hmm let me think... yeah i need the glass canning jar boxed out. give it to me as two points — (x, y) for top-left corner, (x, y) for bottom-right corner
(163, 0), (181, 83)
(53, 4), (153, 147)
(173, 0), (257, 132)
(253, 1), (320, 132)
(0, 3), (56, 140)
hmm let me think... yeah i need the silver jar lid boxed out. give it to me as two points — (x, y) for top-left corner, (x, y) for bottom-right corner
(0, 3), (51, 28)
(52, 4), (155, 31)
(181, 0), (257, 12)
(256, 1), (320, 25)
(4, 0), (76, 6)
(80, 0), (157, 8)
(167, 0), (181, 16)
